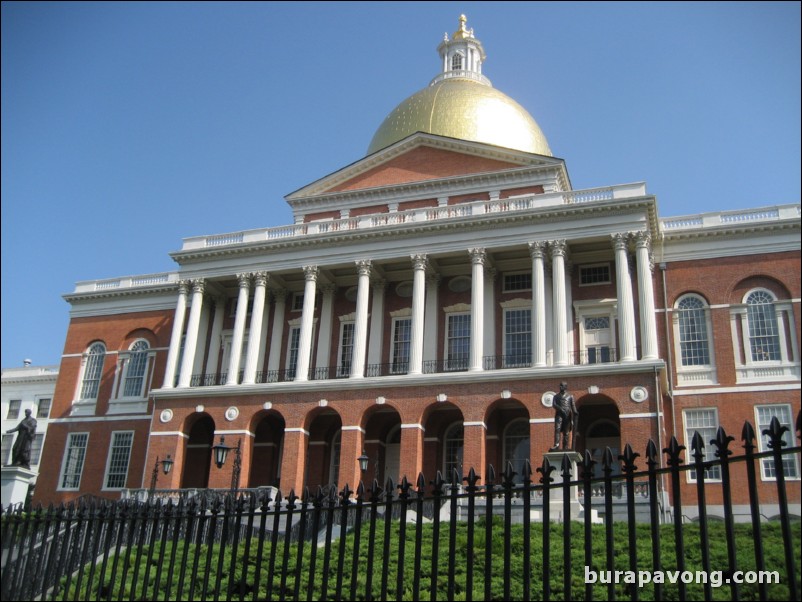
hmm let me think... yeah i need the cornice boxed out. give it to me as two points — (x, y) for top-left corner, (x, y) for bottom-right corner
(63, 283), (178, 304)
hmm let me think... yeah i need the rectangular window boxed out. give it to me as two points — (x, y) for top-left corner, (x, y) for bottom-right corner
(30, 434), (44, 465)
(756, 405), (799, 480)
(7, 400), (21, 420)
(37, 398), (52, 419)
(59, 433), (89, 490)
(291, 293), (304, 312)
(446, 314), (471, 371)
(338, 323), (355, 377)
(580, 264), (611, 286)
(683, 409), (721, 481)
(504, 309), (531, 367)
(104, 431), (134, 489)
(503, 273), (532, 292)
(391, 318), (411, 373)
(287, 327), (301, 379)
(1, 434), (13, 465)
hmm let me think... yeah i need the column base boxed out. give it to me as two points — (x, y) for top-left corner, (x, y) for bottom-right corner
(2, 465), (37, 507)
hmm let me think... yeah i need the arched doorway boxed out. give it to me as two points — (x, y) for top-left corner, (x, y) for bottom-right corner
(576, 395), (621, 477)
(485, 398), (530, 482)
(362, 406), (402, 486)
(305, 409), (342, 490)
(421, 402), (464, 482)
(249, 411), (285, 488)
(181, 414), (215, 489)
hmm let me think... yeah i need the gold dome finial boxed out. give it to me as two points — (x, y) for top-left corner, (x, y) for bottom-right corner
(453, 14), (472, 40)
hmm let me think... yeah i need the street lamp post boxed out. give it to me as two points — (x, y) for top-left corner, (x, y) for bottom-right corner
(149, 454), (174, 494)
(211, 436), (242, 492)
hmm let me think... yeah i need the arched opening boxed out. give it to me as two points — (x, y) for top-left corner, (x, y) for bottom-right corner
(485, 398), (530, 482)
(421, 403), (464, 482)
(305, 409), (342, 491)
(248, 411), (285, 488)
(362, 406), (402, 486)
(576, 396), (621, 477)
(181, 414), (215, 489)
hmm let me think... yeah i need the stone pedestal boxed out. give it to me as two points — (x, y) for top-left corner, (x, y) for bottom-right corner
(536, 450), (599, 522)
(1, 465), (37, 508)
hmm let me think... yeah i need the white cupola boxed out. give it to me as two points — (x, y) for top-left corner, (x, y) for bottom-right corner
(431, 14), (491, 86)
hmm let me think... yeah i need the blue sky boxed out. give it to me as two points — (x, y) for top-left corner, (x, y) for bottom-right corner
(1, 1), (800, 369)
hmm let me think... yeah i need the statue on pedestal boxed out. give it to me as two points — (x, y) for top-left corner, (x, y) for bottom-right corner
(550, 382), (578, 451)
(6, 409), (37, 469)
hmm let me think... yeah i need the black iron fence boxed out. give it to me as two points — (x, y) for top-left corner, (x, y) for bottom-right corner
(2, 416), (800, 601)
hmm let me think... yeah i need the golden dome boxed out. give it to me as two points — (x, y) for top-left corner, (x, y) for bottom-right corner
(367, 77), (552, 156)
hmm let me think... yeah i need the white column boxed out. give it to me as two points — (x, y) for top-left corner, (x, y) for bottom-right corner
(367, 280), (387, 369)
(295, 266), (318, 382)
(267, 289), (287, 376)
(178, 279), (206, 388)
(483, 267), (496, 367)
(315, 285), (336, 375)
(351, 260), (372, 378)
(564, 261), (575, 361)
(257, 294), (271, 378)
(550, 240), (568, 366)
(205, 296), (226, 378)
(162, 281), (189, 388)
(612, 233), (637, 362)
(529, 242), (547, 366)
(409, 254), (428, 375)
(242, 272), (269, 384)
(469, 248), (486, 371)
(191, 299), (212, 378)
(226, 273), (251, 385)
(423, 275), (440, 364)
(634, 231), (659, 360)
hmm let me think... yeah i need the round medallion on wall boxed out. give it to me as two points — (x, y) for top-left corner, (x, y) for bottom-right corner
(225, 406), (239, 421)
(159, 409), (173, 423)
(542, 391), (556, 408)
(630, 386), (649, 403)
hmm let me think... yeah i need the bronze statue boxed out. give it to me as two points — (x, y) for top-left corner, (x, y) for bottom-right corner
(6, 409), (37, 469)
(550, 382), (578, 451)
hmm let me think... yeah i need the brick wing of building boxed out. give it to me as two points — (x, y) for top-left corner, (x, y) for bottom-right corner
(33, 17), (800, 520)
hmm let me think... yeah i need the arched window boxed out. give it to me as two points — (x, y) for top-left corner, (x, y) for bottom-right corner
(80, 343), (106, 400)
(443, 423), (464, 480)
(677, 295), (711, 366)
(451, 53), (463, 71)
(503, 419), (530, 482)
(746, 290), (780, 362)
(123, 340), (150, 397)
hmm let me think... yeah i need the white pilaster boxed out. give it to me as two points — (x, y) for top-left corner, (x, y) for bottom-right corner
(226, 273), (251, 385)
(267, 290), (287, 375)
(483, 267), (496, 367)
(469, 248), (486, 371)
(351, 261), (372, 378)
(315, 285), (336, 374)
(367, 280), (387, 368)
(205, 296), (226, 377)
(178, 279), (205, 388)
(295, 266), (318, 382)
(612, 233), (637, 362)
(409, 254), (428, 375)
(423, 275), (440, 364)
(634, 231), (659, 360)
(550, 240), (568, 366)
(162, 281), (189, 389)
(529, 242), (547, 366)
(242, 272), (269, 384)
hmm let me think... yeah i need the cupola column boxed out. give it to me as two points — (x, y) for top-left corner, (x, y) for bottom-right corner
(162, 281), (189, 388)
(226, 274), (252, 385)
(295, 266), (318, 382)
(409, 255), (428, 375)
(550, 241), (569, 366)
(242, 272), (269, 384)
(612, 233), (637, 362)
(178, 279), (205, 388)
(634, 232), (659, 360)
(469, 248), (486, 371)
(350, 260), (372, 378)
(529, 242), (547, 367)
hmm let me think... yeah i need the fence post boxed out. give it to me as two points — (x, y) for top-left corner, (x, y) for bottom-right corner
(664, 436), (688, 601)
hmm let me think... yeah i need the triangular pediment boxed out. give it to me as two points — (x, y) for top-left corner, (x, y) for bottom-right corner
(286, 133), (564, 202)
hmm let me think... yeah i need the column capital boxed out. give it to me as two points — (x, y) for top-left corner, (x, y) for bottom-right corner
(252, 271), (270, 287)
(189, 278), (206, 294)
(177, 280), (190, 296)
(468, 247), (487, 265)
(371, 279), (388, 292)
(528, 241), (547, 260)
(611, 232), (630, 250)
(355, 259), (373, 277)
(303, 265), (319, 281)
(633, 230), (652, 249)
(320, 284), (337, 296)
(271, 287), (289, 303)
(236, 273), (252, 288)
(411, 254), (429, 271)
(548, 239), (567, 258)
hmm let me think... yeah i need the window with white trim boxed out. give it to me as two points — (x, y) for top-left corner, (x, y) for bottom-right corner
(286, 326), (301, 379)
(122, 340), (150, 398)
(30, 434), (44, 466)
(504, 309), (531, 367)
(104, 431), (134, 489)
(391, 318), (411, 373)
(59, 433), (89, 490)
(755, 405), (799, 480)
(6, 399), (21, 420)
(673, 294), (717, 386)
(746, 290), (781, 362)
(443, 423), (464, 480)
(337, 322), (355, 377)
(683, 409), (721, 482)
(445, 313), (470, 371)
(503, 273), (532, 293)
(451, 52), (463, 71)
(79, 343), (106, 400)
(579, 264), (611, 286)
(574, 300), (617, 366)
(37, 398), (52, 419)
